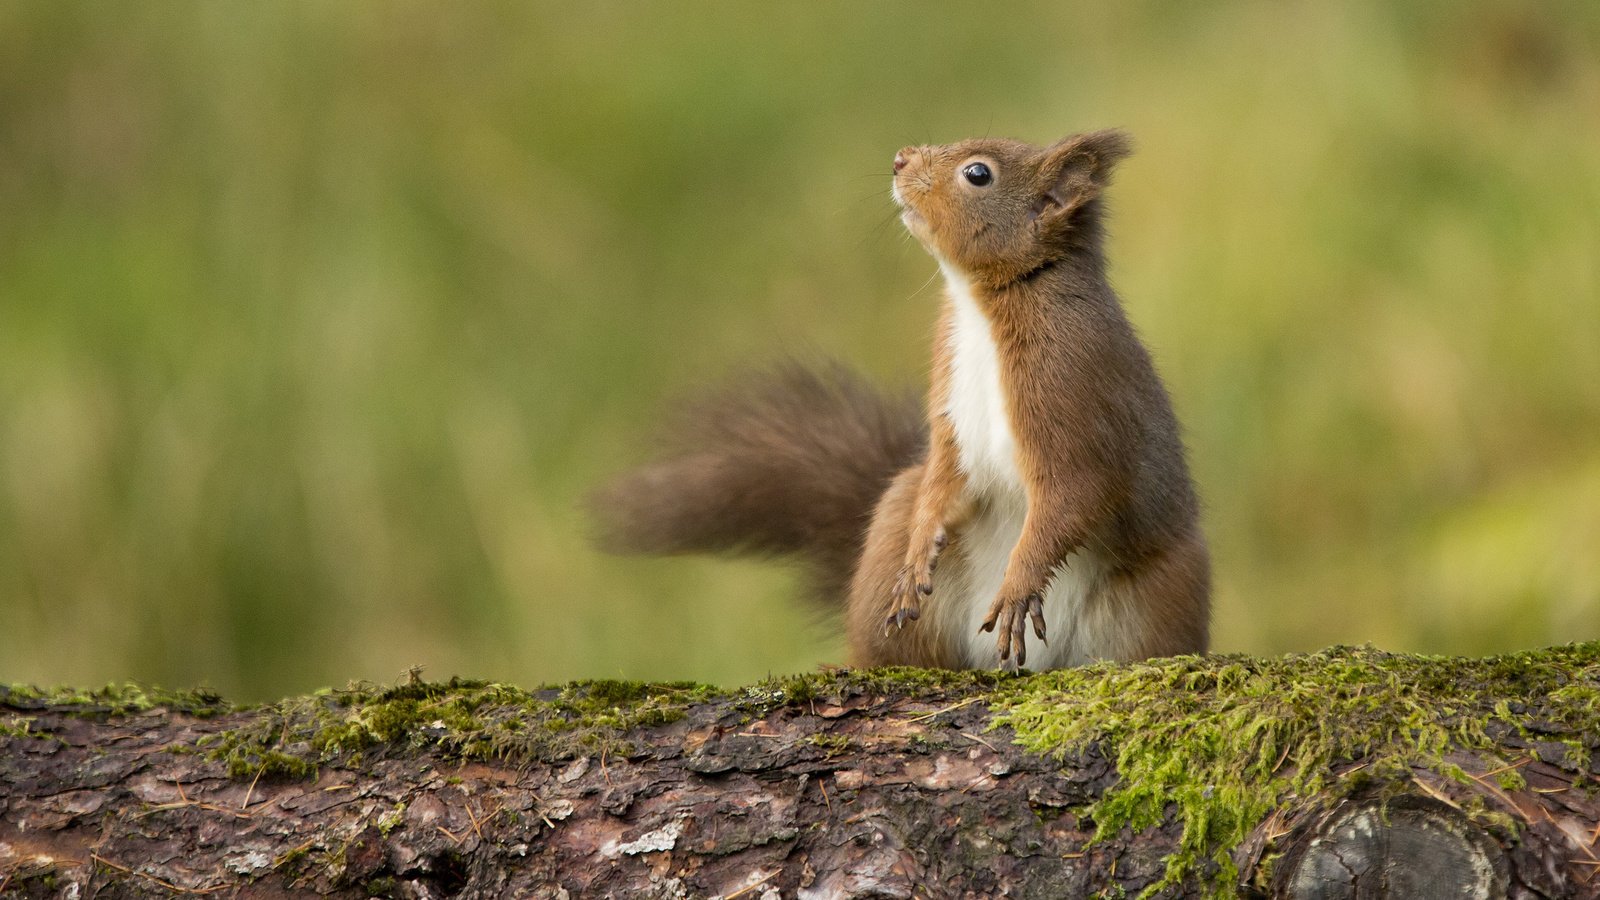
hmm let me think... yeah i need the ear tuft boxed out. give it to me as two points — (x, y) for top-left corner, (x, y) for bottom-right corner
(1067, 128), (1135, 169)
(1036, 129), (1135, 220)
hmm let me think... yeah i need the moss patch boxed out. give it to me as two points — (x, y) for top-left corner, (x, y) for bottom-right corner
(204, 677), (725, 779)
(200, 667), (1015, 780)
(0, 683), (231, 718)
(991, 642), (1600, 897)
(759, 666), (1015, 705)
(0, 713), (43, 740)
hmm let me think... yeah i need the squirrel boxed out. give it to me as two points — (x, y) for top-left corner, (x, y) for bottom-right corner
(592, 129), (1210, 670)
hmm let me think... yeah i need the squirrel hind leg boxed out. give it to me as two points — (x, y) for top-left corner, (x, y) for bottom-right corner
(847, 464), (964, 669)
(1083, 532), (1211, 661)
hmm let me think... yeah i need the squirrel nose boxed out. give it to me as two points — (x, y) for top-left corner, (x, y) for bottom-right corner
(893, 151), (911, 174)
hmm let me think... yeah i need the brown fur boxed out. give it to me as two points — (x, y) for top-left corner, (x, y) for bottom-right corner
(589, 361), (925, 605)
(873, 129), (1210, 666)
(594, 130), (1210, 669)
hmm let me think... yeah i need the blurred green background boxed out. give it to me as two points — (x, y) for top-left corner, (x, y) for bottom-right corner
(1, 2), (1596, 701)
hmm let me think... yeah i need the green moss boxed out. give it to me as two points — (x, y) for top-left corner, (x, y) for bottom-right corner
(274, 844), (311, 868)
(0, 713), (41, 739)
(199, 666), (1002, 783)
(754, 666), (1014, 710)
(1496, 769), (1528, 791)
(805, 733), (852, 755)
(203, 676), (726, 780)
(991, 642), (1600, 898)
(0, 682), (231, 718)
(252, 750), (316, 780)
(376, 803), (406, 837)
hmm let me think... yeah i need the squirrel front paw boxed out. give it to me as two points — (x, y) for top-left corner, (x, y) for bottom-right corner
(885, 528), (947, 632)
(980, 592), (1046, 669)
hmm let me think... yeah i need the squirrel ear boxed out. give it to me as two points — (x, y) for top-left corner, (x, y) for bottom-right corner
(1035, 129), (1134, 223)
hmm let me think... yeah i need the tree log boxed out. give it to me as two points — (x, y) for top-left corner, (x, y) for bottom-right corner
(3, 644), (1599, 898)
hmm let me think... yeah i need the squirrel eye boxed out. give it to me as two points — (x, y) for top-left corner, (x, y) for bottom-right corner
(961, 162), (993, 186)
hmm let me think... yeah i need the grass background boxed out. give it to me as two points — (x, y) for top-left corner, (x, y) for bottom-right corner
(0, 2), (1596, 701)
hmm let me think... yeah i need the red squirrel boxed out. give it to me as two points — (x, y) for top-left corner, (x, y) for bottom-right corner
(594, 129), (1210, 670)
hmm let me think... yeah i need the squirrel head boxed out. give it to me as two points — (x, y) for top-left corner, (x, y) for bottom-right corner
(892, 129), (1132, 287)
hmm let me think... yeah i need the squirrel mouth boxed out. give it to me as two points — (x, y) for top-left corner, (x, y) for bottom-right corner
(891, 178), (926, 230)
(892, 186), (920, 222)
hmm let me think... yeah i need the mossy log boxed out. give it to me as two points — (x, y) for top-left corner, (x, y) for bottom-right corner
(3, 644), (1599, 898)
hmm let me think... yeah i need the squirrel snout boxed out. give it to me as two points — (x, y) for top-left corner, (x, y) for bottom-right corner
(893, 149), (915, 174)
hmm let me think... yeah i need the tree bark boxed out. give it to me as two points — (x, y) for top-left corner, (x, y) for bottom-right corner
(2, 648), (1598, 899)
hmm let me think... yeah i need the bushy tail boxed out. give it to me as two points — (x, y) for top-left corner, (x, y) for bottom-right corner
(589, 361), (926, 605)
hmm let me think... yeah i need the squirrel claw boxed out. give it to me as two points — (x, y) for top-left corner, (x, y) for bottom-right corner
(886, 565), (924, 632)
(887, 530), (946, 635)
(983, 592), (1044, 670)
(885, 605), (920, 631)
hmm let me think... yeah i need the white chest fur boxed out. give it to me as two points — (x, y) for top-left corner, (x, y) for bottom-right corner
(942, 265), (1024, 494)
(936, 265), (1104, 669)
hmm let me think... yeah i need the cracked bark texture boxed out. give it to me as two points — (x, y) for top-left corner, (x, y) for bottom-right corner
(1, 674), (1596, 899)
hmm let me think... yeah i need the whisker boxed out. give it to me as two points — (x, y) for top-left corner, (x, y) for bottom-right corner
(831, 187), (895, 217)
(904, 265), (941, 303)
